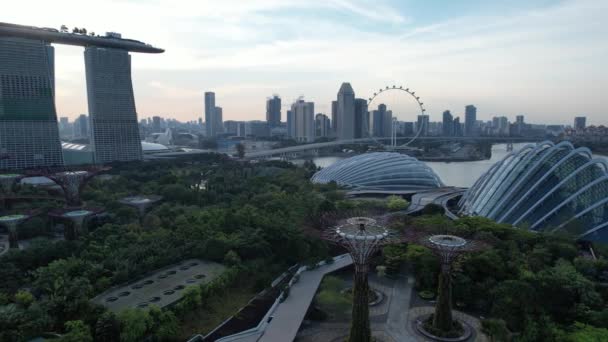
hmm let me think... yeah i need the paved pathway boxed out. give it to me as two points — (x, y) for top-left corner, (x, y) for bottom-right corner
(258, 255), (353, 342)
(385, 274), (417, 341)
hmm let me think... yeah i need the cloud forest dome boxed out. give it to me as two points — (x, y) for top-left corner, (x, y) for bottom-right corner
(459, 141), (608, 242)
(311, 152), (443, 190)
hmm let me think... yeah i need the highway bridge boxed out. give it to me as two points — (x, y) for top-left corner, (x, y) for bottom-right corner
(245, 136), (542, 159)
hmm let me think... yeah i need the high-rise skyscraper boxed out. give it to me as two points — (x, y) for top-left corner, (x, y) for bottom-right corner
(331, 100), (338, 135)
(453, 117), (463, 136)
(417, 115), (430, 137)
(287, 110), (295, 138)
(574, 116), (586, 131)
(215, 106), (223, 134)
(442, 110), (454, 136)
(290, 99), (315, 142)
(0, 37), (64, 169)
(85, 47), (142, 163)
(266, 95), (281, 128)
(315, 113), (331, 138)
(152, 116), (162, 133)
(204, 92), (216, 137)
(464, 105), (477, 136)
(74, 114), (89, 139)
(354, 98), (369, 138)
(372, 104), (392, 138)
(337, 82), (355, 140)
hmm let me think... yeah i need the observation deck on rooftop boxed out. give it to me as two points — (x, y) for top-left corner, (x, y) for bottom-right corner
(0, 22), (164, 53)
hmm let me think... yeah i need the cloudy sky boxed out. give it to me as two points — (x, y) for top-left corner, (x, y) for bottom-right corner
(4, 0), (607, 124)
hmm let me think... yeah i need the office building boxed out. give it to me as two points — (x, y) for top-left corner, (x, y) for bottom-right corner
(224, 120), (240, 135)
(331, 101), (338, 134)
(215, 106), (223, 134)
(337, 82), (355, 140)
(372, 104), (392, 138)
(453, 117), (463, 136)
(417, 115), (429, 137)
(245, 120), (269, 138)
(290, 99), (315, 143)
(464, 105), (477, 136)
(287, 110), (295, 138)
(0, 37), (64, 169)
(442, 110), (453, 136)
(266, 95), (281, 128)
(152, 116), (162, 133)
(354, 98), (369, 138)
(204, 92), (216, 137)
(85, 47), (143, 163)
(574, 116), (587, 131)
(315, 113), (331, 138)
(74, 114), (89, 138)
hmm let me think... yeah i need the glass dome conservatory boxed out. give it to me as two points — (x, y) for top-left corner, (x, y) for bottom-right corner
(459, 141), (608, 242)
(311, 152), (443, 190)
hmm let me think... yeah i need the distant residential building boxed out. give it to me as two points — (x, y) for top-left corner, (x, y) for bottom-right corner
(464, 105), (477, 136)
(215, 106), (223, 134)
(290, 98), (315, 142)
(331, 100), (338, 135)
(204, 92), (216, 137)
(354, 98), (369, 138)
(442, 110), (453, 136)
(224, 120), (241, 135)
(315, 113), (331, 138)
(245, 120), (269, 138)
(417, 115), (429, 137)
(266, 95), (281, 128)
(453, 117), (463, 136)
(574, 116), (587, 131)
(337, 82), (355, 140)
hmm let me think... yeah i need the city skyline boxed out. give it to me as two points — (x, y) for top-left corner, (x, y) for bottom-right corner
(3, 0), (607, 124)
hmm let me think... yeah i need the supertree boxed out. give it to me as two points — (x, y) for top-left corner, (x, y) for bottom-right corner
(28, 166), (110, 207)
(0, 174), (22, 194)
(118, 195), (162, 224)
(322, 216), (398, 342)
(405, 230), (489, 335)
(0, 213), (31, 249)
(48, 207), (104, 240)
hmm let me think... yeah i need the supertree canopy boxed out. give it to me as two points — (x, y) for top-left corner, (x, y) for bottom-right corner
(27, 166), (110, 207)
(323, 216), (399, 342)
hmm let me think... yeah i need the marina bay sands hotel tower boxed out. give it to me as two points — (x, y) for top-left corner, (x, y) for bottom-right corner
(0, 22), (164, 169)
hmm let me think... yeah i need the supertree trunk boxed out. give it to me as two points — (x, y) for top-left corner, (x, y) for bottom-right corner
(8, 225), (19, 249)
(433, 267), (453, 332)
(64, 221), (77, 241)
(349, 269), (371, 342)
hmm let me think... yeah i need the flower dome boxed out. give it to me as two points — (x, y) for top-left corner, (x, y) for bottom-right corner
(311, 152), (443, 190)
(459, 141), (608, 242)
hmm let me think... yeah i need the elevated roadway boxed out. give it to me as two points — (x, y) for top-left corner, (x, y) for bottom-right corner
(245, 136), (542, 159)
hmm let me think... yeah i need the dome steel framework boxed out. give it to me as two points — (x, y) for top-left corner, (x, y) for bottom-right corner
(459, 141), (608, 242)
(311, 152), (443, 191)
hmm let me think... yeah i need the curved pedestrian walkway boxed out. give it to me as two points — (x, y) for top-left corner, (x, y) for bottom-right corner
(258, 255), (353, 342)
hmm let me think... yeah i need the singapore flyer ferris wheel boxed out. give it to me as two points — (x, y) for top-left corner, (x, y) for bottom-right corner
(365, 85), (427, 148)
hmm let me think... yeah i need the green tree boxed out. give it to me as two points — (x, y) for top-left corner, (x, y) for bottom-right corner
(481, 319), (510, 342)
(94, 311), (121, 342)
(235, 143), (246, 158)
(58, 320), (93, 342)
(117, 309), (152, 342)
(386, 195), (409, 211)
